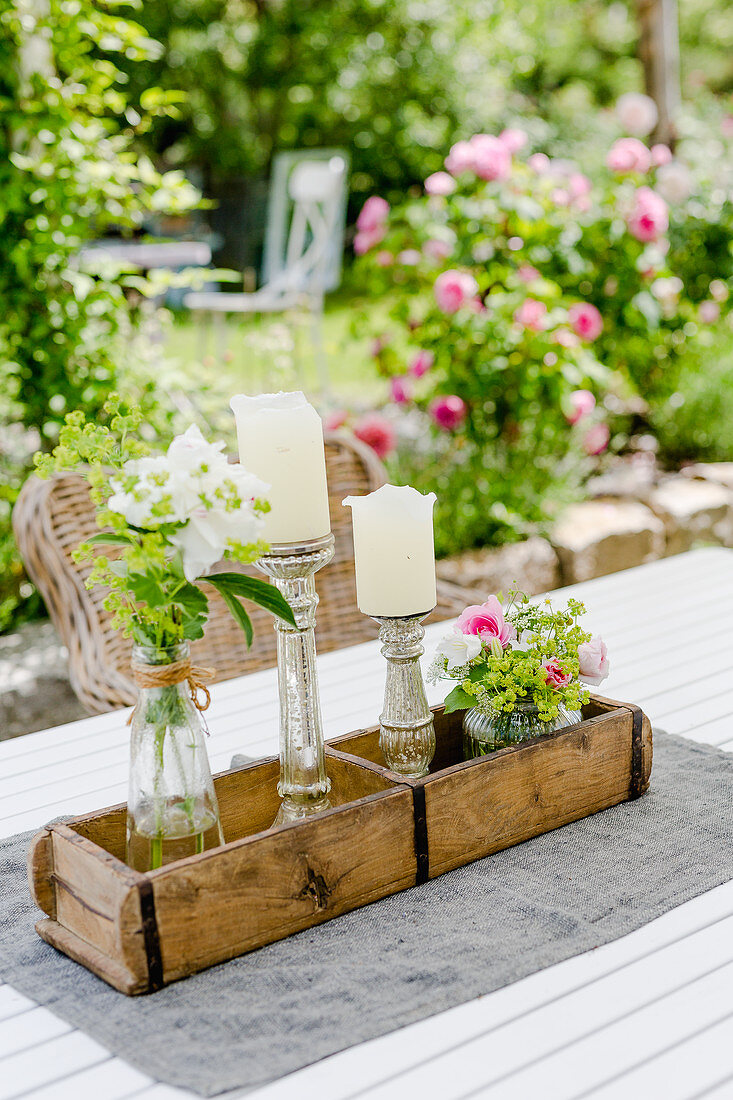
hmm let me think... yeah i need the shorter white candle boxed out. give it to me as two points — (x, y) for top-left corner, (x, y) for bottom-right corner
(343, 484), (437, 617)
(230, 391), (331, 545)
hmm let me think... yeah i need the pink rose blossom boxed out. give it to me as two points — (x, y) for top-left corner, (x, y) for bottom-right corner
(552, 328), (580, 348)
(397, 249), (421, 266)
(445, 140), (475, 176)
(607, 137), (652, 174)
(434, 270), (479, 313)
(409, 349), (434, 378)
(469, 134), (511, 181)
(389, 376), (411, 404)
(356, 195), (390, 232)
(568, 302), (604, 341)
(424, 238), (453, 261)
(616, 92), (658, 137)
(375, 250), (394, 267)
(569, 173), (592, 199)
(528, 153), (550, 174)
(651, 143), (673, 167)
(429, 395), (467, 431)
(353, 413), (397, 460)
(699, 300), (721, 324)
(425, 171), (457, 196)
(565, 389), (596, 425)
(583, 422), (610, 456)
(499, 127), (528, 153)
(514, 298), (548, 332)
(323, 409), (348, 431)
(456, 596), (516, 647)
(518, 265), (541, 283)
(626, 186), (669, 243)
(542, 659), (572, 690)
(354, 226), (387, 255)
(578, 635), (610, 686)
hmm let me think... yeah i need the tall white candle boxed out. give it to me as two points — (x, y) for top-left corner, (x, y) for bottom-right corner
(343, 484), (437, 617)
(230, 391), (331, 544)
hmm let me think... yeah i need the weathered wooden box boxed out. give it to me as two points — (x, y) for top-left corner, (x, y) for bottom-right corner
(28, 694), (651, 994)
(326, 695), (652, 881)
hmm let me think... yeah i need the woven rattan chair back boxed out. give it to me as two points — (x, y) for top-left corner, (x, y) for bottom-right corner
(15, 432), (469, 713)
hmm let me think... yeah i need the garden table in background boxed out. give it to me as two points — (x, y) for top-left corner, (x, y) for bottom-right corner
(1, 547), (733, 1100)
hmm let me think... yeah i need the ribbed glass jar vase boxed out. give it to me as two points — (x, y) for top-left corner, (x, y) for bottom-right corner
(126, 642), (224, 872)
(463, 699), (582, 760)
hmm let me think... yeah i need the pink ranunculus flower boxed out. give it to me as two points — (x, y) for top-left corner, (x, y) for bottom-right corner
(499, 127), (528, 153)
(389, 376), (411, 405)
(356, 195), (389, 232)
(354, 225), (387, 255)
(430, 395), (467, 431)
(424, 238), (453, 261)
(542, 659), (571, 689)
(583, 422), (610, 456)
(568, 302), (604, 341)
(425, 171), (457, 196)
(434, 270), (479, 313)
(456, 596), (516, 648)
(409, 349), (434, 378)
(565, 389), (596, 425)
(514, 298), (547, 332)
(353, 413), (396, 460)
(578, 635), (610, 686)
(616, 91), (658, 137)
(445, 140), (475, 176)
(607, 137), (652, 174)
(699, 300), (721, 324)
(469, 134), (511, 181)
(528, 152), (550, 174)
(651, 143), (673, 167)
(323, 409), (348, 431)
(518, 265), (541, 283)
(626, 186), (669, 243)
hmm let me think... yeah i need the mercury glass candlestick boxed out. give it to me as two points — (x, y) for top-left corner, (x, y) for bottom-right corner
(256, 534), (334, 824)
(373, 611), (436, 779)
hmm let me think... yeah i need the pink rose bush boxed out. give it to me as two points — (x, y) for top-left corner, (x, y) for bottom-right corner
(607, 137), (651, 175)
(431, 591), (609, 731)
(626, 186), (669, 243)
(434, 270), (479, 313)
(353, 413), (396, 460)
(429, 395), (467, 431)
(568, 302), (603, 341)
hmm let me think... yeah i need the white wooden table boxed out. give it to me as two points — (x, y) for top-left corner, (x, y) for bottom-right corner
(2, 547), (733, 1100)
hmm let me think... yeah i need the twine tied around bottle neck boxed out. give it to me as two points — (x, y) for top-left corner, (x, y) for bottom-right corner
(127, 657), (216, 726)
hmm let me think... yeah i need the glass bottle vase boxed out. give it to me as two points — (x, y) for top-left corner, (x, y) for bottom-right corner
(463, 699), (582, 760)
(126, 642), (224, 872)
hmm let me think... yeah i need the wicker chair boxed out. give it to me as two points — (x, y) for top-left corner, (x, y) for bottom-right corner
(14, 431), (472, 713)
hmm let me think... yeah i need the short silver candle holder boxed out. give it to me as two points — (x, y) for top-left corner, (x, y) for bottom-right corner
(256, 533), (334, 825)
(373, 611), (436, 779)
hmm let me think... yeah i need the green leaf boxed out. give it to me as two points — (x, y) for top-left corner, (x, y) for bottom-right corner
(206, 572), (296, 628)
(175, 582), (209, 640)
(127, 572), (166, 607)
(84, 532), (134, 547)
(443, 685), (475, 714)
(214, 586), (254, 647)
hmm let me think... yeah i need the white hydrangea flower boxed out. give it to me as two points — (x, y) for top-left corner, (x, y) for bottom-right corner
(435, 630), (482, 671)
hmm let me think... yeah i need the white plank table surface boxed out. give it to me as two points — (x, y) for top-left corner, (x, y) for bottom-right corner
(1, 547), (732, 1100)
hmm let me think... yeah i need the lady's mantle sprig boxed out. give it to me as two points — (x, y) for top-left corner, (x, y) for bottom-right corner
(34, 397), (295, 649)
(429, 589), (609, 722)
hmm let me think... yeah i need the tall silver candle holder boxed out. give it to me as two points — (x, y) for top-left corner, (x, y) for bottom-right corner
(373, 611), (436, 779)
(256, 533), (334, 824)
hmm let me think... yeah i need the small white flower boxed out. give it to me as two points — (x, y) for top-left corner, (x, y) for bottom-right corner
(435, 630), (482, 671)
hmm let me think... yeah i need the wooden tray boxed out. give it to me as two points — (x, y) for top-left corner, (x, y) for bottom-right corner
(27, 694), (651, 995)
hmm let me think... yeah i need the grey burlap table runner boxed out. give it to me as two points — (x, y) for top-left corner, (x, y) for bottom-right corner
(2, 730), (733, 1097)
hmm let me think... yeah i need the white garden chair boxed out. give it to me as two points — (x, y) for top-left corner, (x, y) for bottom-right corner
(184, 150), (349, 391)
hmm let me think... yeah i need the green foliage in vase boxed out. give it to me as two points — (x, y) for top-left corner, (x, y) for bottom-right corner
(34, 397), (296, 648)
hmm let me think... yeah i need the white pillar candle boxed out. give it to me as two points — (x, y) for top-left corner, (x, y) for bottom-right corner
(230, 391), (331, 544)
(343, 484), (437, 617)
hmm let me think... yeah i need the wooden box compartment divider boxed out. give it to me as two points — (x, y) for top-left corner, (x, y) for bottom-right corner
(27, 693), (651, 995)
